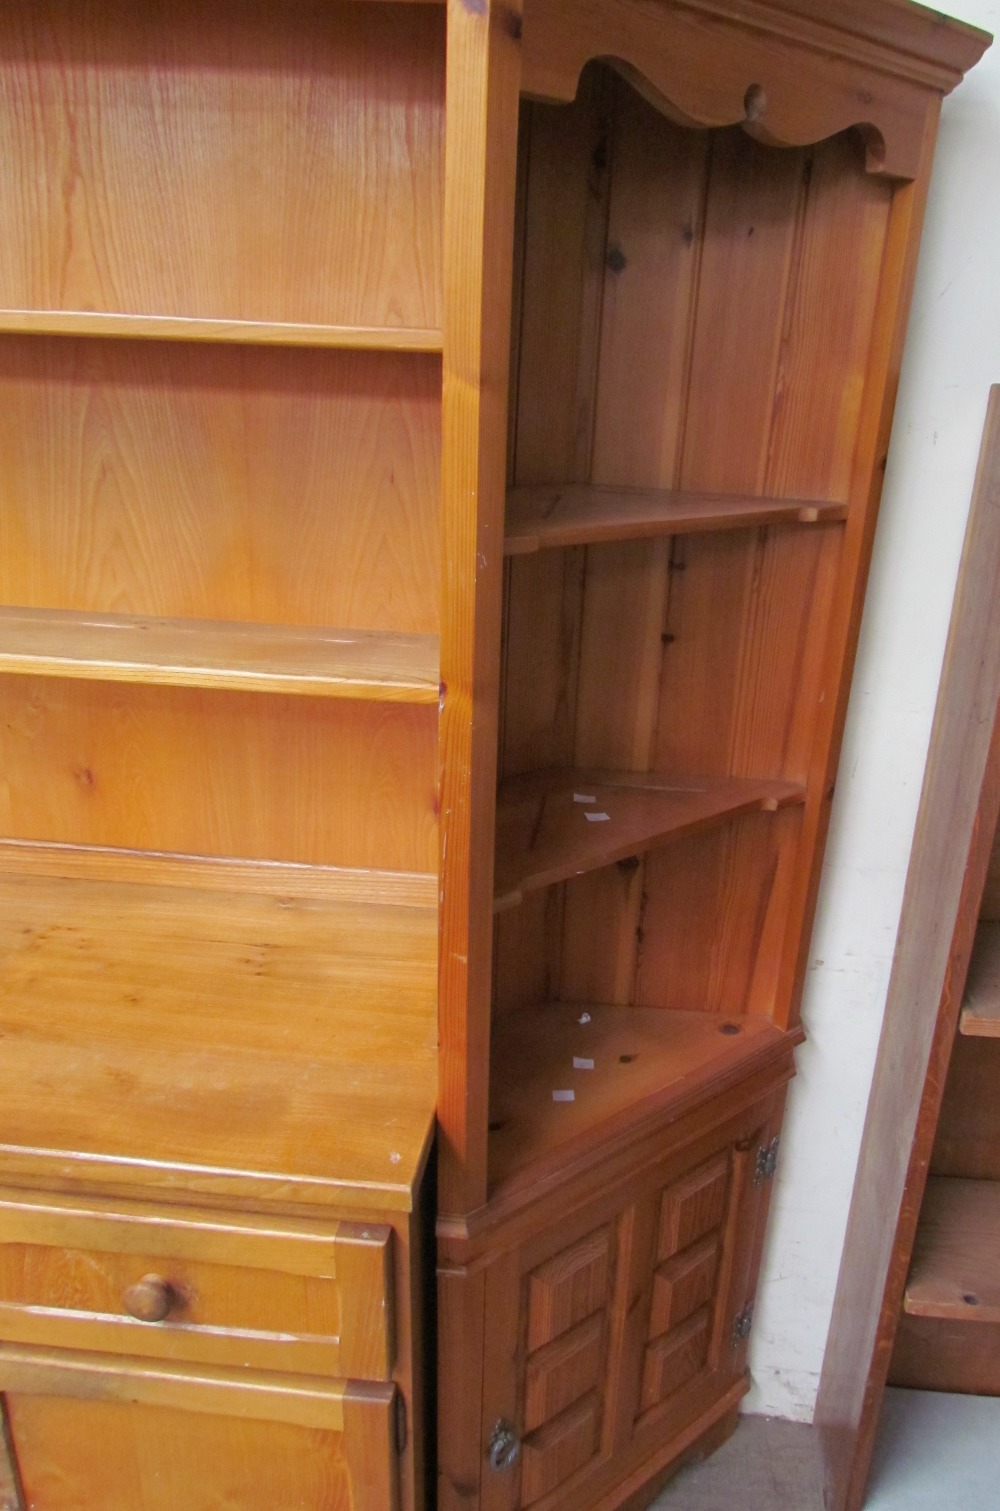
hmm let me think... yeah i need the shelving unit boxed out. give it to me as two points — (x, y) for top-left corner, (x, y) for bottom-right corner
(817, 389), (1000, 1511)
(0, 1), (443, 1506)
(0, 2), (987, 1510)
(436, 7), (988, 1508)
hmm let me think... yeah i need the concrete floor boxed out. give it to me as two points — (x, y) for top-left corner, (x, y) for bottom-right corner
(652, 1390), (1000, 1510)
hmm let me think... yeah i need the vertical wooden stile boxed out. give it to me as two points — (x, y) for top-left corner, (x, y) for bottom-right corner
(772, 98), (943, 1033)
(438, 0), (524, 1218)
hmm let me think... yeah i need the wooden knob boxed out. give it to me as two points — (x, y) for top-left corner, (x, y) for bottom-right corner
(123, 1274), (176, 1323)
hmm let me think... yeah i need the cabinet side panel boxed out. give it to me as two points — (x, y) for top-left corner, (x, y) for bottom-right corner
(0, 0), (445, 329)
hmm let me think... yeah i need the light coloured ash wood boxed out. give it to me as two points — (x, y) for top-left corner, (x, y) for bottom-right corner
(0, 1353), (398, 1511)
(959, 921), (1000, 1035)
(494, 770), (804, 911)
(0, 0), (444, 330)
(0, 838), (438, 907)
(0, 340), (441, 635)
(436, 0), (523, 1219)
(903, 1177), (1000, 1323)
(0, 310), (443, 351)
(0, 871), (436, 1212)
(0, 677), (438, 873)
(521, 0), (987, 177)
(0, 1187), (393, 1379)
(504, 484), (844, 554)
(0, 607), (440, 704)
(488, 1003), (792, 1198)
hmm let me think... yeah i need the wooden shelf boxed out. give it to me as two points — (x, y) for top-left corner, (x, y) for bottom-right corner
(903, 1177), (1000, 1322)
(504, 484), (846, 554)
(0, 309), (444, 353)
(959, 920), (1000, 1035)
(494, 769), (805, 910)
(488, 1002), (795, 1199)
(0, 607), (440, 703)
(0, 870), (438, 1212)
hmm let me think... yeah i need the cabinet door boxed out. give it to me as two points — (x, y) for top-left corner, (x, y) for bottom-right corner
(0, 1347), (397, 1511)
(479, 1102), (780, 1511)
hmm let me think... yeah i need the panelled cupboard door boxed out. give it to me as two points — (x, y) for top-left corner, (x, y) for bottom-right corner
(0, 1351), (398, 1511)
(479, 1103), (778, 1510)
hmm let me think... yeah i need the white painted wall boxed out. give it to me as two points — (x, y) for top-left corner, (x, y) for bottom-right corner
(747, 0), (1000, 1420)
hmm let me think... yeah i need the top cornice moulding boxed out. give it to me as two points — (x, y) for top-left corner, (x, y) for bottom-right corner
(519, 0), (991, 177)
(685, 0), (991, 91)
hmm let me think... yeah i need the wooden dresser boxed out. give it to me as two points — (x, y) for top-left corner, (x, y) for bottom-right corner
(0, 2), (987, 1509)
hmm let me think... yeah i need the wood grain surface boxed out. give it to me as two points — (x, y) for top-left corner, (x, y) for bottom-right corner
(0, 0), (445, 329)
(0, 872), (437, 1211)
(0, 338), (441, 634)
(0, 607), (440, 703)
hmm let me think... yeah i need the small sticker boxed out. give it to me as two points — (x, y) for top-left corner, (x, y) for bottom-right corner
(585, 811), (611, 822)
(578, 1012), (592, 1025)
(573, 792), (597, 804)
(573, 1056), (595, 1071)
(552, 1089), (575, 1102)
(389, 1152), (402, 1164)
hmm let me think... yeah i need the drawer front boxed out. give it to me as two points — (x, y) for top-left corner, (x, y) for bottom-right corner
(0, 1345), (397, 1511)
(0, 1190), (392, 1379)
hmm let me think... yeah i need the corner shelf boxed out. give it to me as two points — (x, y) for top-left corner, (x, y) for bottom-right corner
(488, 1002), (796, 1199)
(0, 869), (438, 1211)
(504, 484), (846, 554)
(493, 769), (805, 910)
(0, 607), (441, 704)
(903, 1177), (1000, 1322)
(0, 309), (444, 352)
(959, 920), (1000, 1036)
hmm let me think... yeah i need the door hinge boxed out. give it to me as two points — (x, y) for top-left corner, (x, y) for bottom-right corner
(394, 1392), (408, 1455)
(753, 1135), (781, 1185)
(731, 1302), (755, 1347)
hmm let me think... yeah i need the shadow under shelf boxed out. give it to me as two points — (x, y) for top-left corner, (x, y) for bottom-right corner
(494, 768), (805, 911)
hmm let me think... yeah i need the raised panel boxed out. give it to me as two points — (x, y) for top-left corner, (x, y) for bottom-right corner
(2, 1370), (397, 1511)
(656, 1155), (730, 1262)
(520, 1392), (600, 1507)
(648, 1236), (720, 1340)
(523, 1314), (603, 1434)
(638, 1309), (711, 1417)
(526, 1227), (612, 1352)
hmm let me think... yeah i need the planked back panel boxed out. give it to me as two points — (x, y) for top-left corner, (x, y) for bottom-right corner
(497, 70), (894, 1021)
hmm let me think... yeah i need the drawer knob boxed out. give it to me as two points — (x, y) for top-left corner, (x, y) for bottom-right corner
(123, 1274), (177, 1323)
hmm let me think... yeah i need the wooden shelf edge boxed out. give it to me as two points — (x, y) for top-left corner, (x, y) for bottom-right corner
(0, 309), (444, 353)
(0, 608), (440, 704)
(494, 770), (805, 910)
(0, 839), (439, 909)
(504, 484), (846, 554)
(903, 1177), (1000, 1324)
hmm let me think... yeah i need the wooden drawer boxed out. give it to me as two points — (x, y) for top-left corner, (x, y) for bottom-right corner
(0, 1189), (392, 1379)
(0, 1344), (398, 1511)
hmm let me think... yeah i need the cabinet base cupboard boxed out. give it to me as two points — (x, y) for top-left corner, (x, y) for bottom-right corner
(0, 2), (987, 1509)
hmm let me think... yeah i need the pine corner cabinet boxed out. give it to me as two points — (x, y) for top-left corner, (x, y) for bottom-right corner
(0, 2), (987, 1510)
